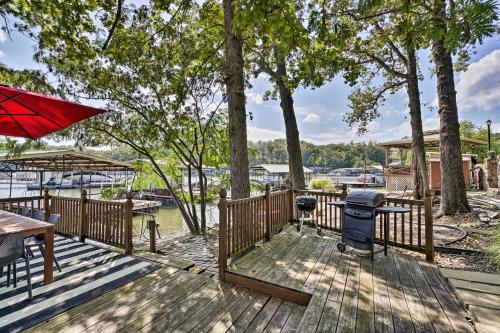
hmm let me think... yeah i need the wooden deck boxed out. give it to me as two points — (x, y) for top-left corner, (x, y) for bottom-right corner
(440, 268), (500, 333)
(26, 265), (306, 332)
(227, 226), (475, 333)
(24, 226), (478, 332)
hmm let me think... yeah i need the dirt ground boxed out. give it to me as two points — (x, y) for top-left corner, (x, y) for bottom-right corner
(429, 200), (500, 273)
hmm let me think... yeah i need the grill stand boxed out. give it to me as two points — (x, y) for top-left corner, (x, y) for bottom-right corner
(296, 211), (323, 236)
(329, 200), (409, 261)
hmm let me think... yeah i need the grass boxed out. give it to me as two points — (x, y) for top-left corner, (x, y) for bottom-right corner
(486, 225), (500, 268)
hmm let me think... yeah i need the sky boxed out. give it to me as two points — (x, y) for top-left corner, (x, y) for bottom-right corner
(1, 27), (499, 146)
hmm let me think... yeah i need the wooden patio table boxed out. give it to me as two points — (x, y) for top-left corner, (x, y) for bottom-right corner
(0, 210), (54, 284)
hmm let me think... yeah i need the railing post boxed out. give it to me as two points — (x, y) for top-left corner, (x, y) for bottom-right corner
(78, 190), (88, 243)
(43, 188), (50, 221)
(265, 184), (271, 241)
(218, 189), (228, 281)
(148, 219), (156, 253)
(124, 192), (134, 255)
(424, 195), (434, 262)
(340, 184), (348, 200)
(289, 189), (295, 223)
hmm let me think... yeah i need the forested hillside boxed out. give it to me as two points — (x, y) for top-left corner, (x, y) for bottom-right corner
(248, 140), (386, 169)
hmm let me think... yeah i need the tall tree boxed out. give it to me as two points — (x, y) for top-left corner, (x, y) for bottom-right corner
(429, 0), (497, 215)
(343, 1), (430, 199)
(3, 1), (231, 233)
(238, 0), (351, 189)
(223, 0), (250, 199)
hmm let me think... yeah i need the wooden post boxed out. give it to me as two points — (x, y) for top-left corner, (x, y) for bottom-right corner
(265, 184), (271, 241)
(289, 189), (295, 223)
(218, 189), (228, 281)
(340, 184), (348, 200)
(43, 188), (50, 221)
(124, 192), (134, 255)
(148, 219), (156, 253)
(78, 190), (88, 243)
(424, 195), (434, 262)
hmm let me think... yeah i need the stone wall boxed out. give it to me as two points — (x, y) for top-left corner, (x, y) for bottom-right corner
(485, 152), (498, 189)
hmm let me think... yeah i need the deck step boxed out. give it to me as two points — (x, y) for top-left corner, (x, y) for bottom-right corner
(134, 250), (195, 270)
(189, 265), (206, 274)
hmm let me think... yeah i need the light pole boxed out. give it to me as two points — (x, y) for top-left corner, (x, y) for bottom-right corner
(486, 119), (492, 151)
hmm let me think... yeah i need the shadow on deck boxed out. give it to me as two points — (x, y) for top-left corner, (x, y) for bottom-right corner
(226, 225), (475, 333)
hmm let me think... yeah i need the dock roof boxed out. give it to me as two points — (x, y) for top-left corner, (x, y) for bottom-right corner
(250, 164), (314, 174)
(0, 149), (134, 172)
(378, 133), (487, 149)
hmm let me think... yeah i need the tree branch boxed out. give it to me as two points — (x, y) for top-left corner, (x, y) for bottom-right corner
(102, 0), (123, 51)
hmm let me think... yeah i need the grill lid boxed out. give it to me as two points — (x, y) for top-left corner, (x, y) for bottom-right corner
(295, 196), (317, 205)
(346, 191), (385, 207)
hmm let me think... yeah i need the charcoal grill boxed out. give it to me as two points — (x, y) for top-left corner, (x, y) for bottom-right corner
(337, 191), (385, 260)
(295, 196), (322, 235)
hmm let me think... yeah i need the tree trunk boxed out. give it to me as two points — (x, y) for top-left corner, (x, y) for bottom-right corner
(275, 58), (306, 190)
(197, 163), (206, 233)
(432, 1), (470, 214)
(406, 46), (429, 200)
(223, 0), (250, 199)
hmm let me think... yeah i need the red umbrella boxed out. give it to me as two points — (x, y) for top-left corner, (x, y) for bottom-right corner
(0, 85), (106, 140)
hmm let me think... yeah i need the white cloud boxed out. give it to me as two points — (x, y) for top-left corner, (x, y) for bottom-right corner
(247, 126), (286, 142)
(303, 112), (321, 124)
(0, 50), (4, 58)
(247, 92), (264, 105)
(0, 29), (5, 43)
(456, 49), (500, 111)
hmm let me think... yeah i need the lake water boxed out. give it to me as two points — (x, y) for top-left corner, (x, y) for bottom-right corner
(0, 184), (216, 239)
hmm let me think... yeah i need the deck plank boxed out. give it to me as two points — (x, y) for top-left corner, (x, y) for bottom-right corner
(356, 257), (375, 333)
(170, 286), (250, 333)
(404, 255), (455, 333)
(383, 253), (415, 333)
(288, 237), (329, 290)
(335, 255), (361, 333)
(23, 266), (180, 333)
(281, 304), (307, 333)
(226, 293), (270, 332)
(208, 290), (261, 333)
(417, 260), (475, 333)
(295, 246), (342, 332)
(143, 283), (236, 332)
(440, 268), (500, 286)
(99, 274), (216, 333)
(257, 232), (316, 285)
(301, 236), (337, 294)
(244, 297), (282, 332)
(393, 253), (435, 333)
(315, 252), (352, 332)
(372, 255), (394, 333)
(262, 300), (295, 333)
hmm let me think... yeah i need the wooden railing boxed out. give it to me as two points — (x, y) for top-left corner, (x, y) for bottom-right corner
(219, 187), (434, 279)
(0, 189), (134, 254)
(51, 196), (81, 237)
(86, 198), (132, 251)
(0, 195), (45, 215)
(294, 190), (346, 231)
(218, 186), (293, 280)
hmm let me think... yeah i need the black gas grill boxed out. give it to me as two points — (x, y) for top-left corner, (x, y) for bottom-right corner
(337, 191), (385, 260)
